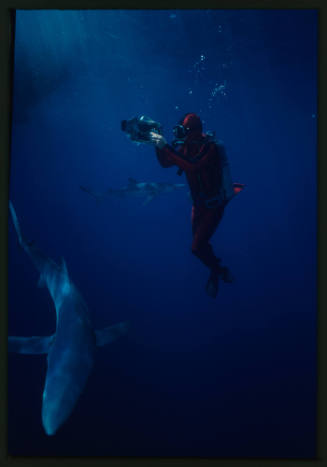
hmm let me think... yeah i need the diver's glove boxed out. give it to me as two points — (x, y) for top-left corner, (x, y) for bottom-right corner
(149, 132), (167, 149)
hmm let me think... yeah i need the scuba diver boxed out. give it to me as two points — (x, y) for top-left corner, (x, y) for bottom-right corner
(148, 113), (244, 298)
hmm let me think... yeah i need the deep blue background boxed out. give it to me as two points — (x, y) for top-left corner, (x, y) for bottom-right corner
(8, 9), (317, 457)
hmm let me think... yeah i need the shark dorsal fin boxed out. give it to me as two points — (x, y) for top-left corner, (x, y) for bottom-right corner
(128, 177), (137, 186)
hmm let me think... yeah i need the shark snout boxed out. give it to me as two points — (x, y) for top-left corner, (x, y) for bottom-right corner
(42, 408), (59, 436)
(43, 420), (57, 436)
(41, 384), (71, 436)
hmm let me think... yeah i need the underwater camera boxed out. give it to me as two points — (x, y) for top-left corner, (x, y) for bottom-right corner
(121, 115), (162, 144)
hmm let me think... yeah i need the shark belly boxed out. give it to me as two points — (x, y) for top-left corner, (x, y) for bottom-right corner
(41, 294), (96, 435)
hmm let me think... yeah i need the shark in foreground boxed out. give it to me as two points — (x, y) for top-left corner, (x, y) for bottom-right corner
(80, 177), (186, 205)
(8, 202), (129, 436)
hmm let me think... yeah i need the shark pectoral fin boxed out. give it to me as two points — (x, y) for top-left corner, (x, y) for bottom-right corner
(8, 335), (55, 354)
(142, 195), (155, 206)
(95, 321), (129, 347)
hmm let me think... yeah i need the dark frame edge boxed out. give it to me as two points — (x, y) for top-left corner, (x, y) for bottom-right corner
(0, 3), (326, 467)
(316, 4), (327, 465)
(0, 5), (15, 466)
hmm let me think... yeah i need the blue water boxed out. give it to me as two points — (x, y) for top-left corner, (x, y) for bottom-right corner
(8, 9), (317, 457)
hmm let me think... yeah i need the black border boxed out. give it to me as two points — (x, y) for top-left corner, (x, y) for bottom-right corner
(0, 2), (326, 466)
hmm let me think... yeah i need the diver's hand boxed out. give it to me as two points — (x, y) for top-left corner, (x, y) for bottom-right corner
(149, 132), (167, 149)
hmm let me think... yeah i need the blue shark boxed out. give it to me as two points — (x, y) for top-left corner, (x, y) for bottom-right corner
(80, 177), (186, 205)
(8, 202), (129, 436)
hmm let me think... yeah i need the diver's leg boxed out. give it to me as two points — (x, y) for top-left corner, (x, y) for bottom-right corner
(191, 206), (223, 271)
(191, 206), (232, 298)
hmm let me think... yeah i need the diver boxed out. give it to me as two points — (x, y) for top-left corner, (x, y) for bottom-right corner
(148, 113), (244, 298)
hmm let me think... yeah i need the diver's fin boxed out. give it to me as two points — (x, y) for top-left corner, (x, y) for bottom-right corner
(142, 195), (155, 205)
(8, 335), (55, 354)
(95, 321), (129, 347)
(220, 266), (234, 284)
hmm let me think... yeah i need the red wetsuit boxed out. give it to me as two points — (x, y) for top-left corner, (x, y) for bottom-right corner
(156, 132), (226, 273)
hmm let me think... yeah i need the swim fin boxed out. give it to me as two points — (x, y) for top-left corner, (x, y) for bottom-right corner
(220, 266), (234, 283)
(205, 266), (234, 298)
(206, 271), (220, 298)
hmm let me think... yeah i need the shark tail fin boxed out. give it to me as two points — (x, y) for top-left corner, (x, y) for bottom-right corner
(38, 274), (46, 288)
(80, 185), (103, 203)
(9, 201), (25, 248)
(8, 335), (55, 354)
(95, 321), (130, 347)
(128, 177), (138, 186)
(61, 258), (71, 286)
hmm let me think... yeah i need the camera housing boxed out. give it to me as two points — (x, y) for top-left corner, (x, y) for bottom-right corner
(121, 115), (162, 143)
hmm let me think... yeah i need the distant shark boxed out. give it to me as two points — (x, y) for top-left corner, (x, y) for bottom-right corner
(8, 202), (129, 436)
(80, 177), (186, 205)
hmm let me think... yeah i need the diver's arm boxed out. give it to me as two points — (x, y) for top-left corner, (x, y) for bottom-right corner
(155, 146), (176, 168)
(151, 132), (221, 172)
(157, 142), (220, 173)
(150, 132), (175, 168)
